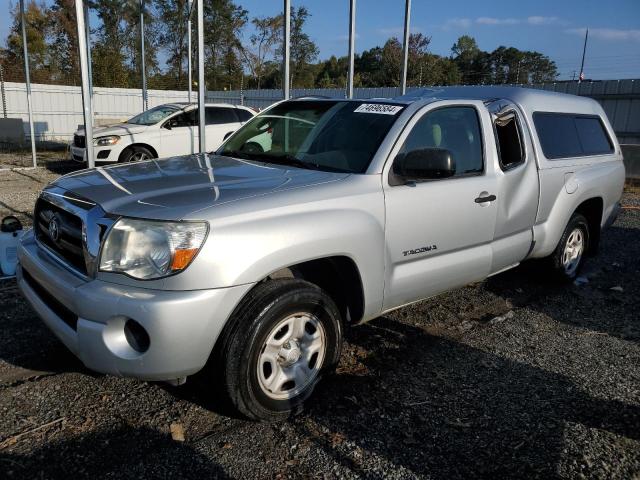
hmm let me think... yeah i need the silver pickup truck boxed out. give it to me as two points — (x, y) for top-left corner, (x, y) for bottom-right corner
(17, 86), (625, 420)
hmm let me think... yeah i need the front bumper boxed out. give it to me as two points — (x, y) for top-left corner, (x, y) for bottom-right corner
(70, 145), (119, 163)
(17, 230), (253, 382)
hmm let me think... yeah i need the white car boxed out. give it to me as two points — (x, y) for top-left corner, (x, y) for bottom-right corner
(70, 103), (256, 164)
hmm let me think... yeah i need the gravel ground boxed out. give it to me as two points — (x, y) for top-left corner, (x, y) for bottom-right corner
(0, 168), (638, 479)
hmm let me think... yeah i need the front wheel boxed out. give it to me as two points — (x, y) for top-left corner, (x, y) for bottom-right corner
(549, 212), (590, 281)
(214, 279), (343, 421)
(118, 145), (154, 163)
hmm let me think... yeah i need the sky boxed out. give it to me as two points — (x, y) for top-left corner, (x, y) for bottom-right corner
(2, 0), (640, 80)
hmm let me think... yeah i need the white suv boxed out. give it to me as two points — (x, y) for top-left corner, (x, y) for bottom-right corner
(71, 103), (256, 163)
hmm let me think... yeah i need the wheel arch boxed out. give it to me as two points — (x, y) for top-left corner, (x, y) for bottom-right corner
(574, 197), (603, 254)
(118, 143), (158, 162)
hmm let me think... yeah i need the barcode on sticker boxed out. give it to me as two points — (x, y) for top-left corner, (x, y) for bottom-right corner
(354, 104), (403, 115)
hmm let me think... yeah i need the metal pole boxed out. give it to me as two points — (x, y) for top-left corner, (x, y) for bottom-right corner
(196, 0), (206, 153)
(578, 28), (588, 83)
(400, 0), (411, 95)
(75, 0), (95, 168)
(140, 0), (147, 111)
(84, 3), (93, 98)
(0, 64), (6, 118)
(187, 0), (193, 103)
(347, 0), (356, 99)
(283, 0), (290, 99)
(20, 0), (37, 167)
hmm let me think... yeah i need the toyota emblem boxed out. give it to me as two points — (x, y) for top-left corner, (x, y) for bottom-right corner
(48, 216), (60, 242)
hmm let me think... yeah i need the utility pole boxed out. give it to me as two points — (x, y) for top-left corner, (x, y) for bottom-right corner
(346, 0), (356, 99)
(579, 28), (588, 83)
(400, 0), (411, 95)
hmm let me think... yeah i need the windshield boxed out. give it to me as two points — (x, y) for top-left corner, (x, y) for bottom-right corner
(217, 100), (405, 173)
(127, 105), (180, 126)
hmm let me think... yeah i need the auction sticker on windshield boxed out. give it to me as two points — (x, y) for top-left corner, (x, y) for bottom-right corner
(354, 104), (403, 115)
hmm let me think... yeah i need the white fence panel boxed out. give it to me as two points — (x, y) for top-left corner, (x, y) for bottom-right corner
(3, 82), (190, 142)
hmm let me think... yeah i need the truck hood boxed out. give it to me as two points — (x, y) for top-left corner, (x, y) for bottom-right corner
(50, 154), (349, 220)
(76, 123), (150, 138)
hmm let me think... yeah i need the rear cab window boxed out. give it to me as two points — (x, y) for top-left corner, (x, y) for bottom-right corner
(205, 107), (239, 125)
(533, 112), (613, 159)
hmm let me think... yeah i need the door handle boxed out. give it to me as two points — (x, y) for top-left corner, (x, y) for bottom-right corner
(474, 194), (496, 203)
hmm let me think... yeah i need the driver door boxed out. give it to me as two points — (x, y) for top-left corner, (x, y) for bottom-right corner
(383, 101), (499, 310)
(159, 110), (197, 158)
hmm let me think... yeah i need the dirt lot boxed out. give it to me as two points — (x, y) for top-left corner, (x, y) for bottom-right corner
(0, 167), (638, 479)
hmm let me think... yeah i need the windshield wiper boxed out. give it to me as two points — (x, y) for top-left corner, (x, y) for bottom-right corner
(220, 150), (322, 171)
(256, 154), (322, 171)
(218, 150), (251, 160)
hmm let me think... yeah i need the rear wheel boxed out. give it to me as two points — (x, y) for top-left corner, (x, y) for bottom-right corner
(214, 279), (342, 421)
(119, 145), (154, 163)
(549, 212), (590, 281)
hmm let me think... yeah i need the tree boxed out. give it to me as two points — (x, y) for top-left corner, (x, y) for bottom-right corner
(242, 15), (282, 90)
(202, 0), (247, 91)
(289, 6), (318, 88)
(3, 1), (52, 83)
(156, 0), (190, 89)
(48, 0), (80, 85)
(451, 35), (488, 84)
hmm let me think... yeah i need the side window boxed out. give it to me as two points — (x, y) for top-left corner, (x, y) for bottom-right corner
(575, 117), (613, 155)
(236, 108), (254, 122)
(397, 106), (484, 177)
(494, 112), (525, 170)
(533, 112), (613, 159)
(205, 107), (239, 125)
(170, 110), (196, 127)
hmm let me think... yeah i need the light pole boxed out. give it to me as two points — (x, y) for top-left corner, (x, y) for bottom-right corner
(196, 0), (206, 153)
(140, 0), (148, 111)
(400, 0), (411, 95)
(75, 0), (94, 168)
(283, 0), (290, 99)
(187, 0), (193, 103)
(19, 0), (37, 167)
(347, 0), (356, 99)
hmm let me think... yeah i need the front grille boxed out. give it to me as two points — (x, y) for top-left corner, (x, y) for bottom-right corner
(74, 134), (86, 148)
(22, 268), (78, 330)
(34, 197), (87, 275)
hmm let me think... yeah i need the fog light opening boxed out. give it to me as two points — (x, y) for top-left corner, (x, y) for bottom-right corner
(124, 319), (150, 353)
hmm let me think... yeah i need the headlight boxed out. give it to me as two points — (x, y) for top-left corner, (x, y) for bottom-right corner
(94, 135), (120, 146)
(99, 218), (208, 280)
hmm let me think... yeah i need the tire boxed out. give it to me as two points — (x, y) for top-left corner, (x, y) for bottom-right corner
(548, 212), (590, 281)
(213, 279), (343, 421)
(119, 145), (154, 163)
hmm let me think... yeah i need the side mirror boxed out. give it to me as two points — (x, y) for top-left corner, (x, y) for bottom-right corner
(163, 121), (172, 130)
(393, 148), (455, 183)
(223, 131), (234, 141)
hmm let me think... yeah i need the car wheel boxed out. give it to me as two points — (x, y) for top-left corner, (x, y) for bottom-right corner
(549, 212), (590, 281)
(119, 146), (154, 163)
(214, 279), (343, 421)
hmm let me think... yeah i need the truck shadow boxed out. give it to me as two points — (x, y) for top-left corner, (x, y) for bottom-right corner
(295, 316), (640, 478)
(485, 224), (639, 344)
(0, 426), (229, 479)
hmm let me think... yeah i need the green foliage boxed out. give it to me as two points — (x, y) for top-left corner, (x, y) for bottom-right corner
(0, 2), (558, 92)
(451, 37), (558, 84)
